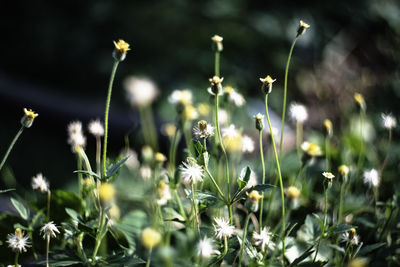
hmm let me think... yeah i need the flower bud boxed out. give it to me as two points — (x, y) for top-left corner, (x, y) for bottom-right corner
(245, 190), (263, 212)
(98, 183), (115, 204)
(211, 35), (223, 52)
(286, 186), (300, 200)
(354, 93), (366, 111)
(155, 152), (167, 164)
(209, 76), (224, 96)
(297, 20), (310, 37)
(323, 119), (333, 136)
(254, 113), (265, 131)
(113, 39), (130, 62)
(21, 108), (38, 128)
(338, 165), (349, 177)
(141, 228), (161, 249)
(259, 76), (276, 94)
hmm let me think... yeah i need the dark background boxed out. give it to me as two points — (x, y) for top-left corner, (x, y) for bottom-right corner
(1, 0), (399, 189)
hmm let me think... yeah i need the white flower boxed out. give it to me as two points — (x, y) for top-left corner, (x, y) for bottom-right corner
(124, 76), (159, 107)
(7, 228), (31, 253)
(242, 135), (255, 153)
(193, 121), (215, 139)
(222, 124), (239, 140)
(197, 236), (219, 259)
(213, 217), (235, 239)
(225, 86), (245, 107)
(40, 222), (60, 239)
(322, 172), (335, 182)
(244, 171), (258, 189)
(140, 166), (152, 180)
(180, 160), (204, 184)
(168, 90), (193, 106)
(88, 119), (104, 137)
(381, 113), (396, 130)
(156, 181), (172, 206)
(340, 231), (360, 246)
(218, 109), (228, 124)
(289, 103), (308, 123)
(253, 227), (275, 252)
(363, 169), (380, 187)
(31, 173), (49, 193)
(67, 121), (86, 150)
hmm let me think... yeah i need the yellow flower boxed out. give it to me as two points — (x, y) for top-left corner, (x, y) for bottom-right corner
(297, 20), (310, 36)
(209, 76), (224, 86)
(259, 75), (276, 94)
(301, 141), (322, 157)
(98, 183), (115, 203)
(113, 39), (130, 61)
(323, 119), (333, 135)
(223, 134), (242, 153)
(286, 186), (300, 199)
(354, 93), (366, 110)
(197, 103), (210, 116)
(155, 152), (167, 163)
(246, 190), (263, 202)
(338, 165), (350, 177)
(347, 257), (368, 267)
(141, 228), (161, 249)
(21, 108), (39, 128)
(184, 105), (199, 121)
(163, 123), (176, 138)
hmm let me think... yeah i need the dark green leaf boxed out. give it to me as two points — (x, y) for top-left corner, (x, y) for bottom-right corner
(290, 246), (315, 266)
(106, 156), (129, 178)
(312, 213), (324, 233)
(358, 242), (385, 255)
(250, 184), (275, 192)
(73, 170), (100, 179)
(0, 188), (15, 193)
(326, 224), (356, 235)
(237, 166), (251, 191)
(11, 197), (29, 220)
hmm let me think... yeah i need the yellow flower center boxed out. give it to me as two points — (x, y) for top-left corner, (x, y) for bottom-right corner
(24, 108), (39, 119)
(113, 39), (130, 53)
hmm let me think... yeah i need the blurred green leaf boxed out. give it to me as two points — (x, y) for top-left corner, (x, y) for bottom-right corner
(358, 242), (385, 255)
(0, 188), (15, 193)
(106, 156), (129, 179)
(11, 197), (29, 220)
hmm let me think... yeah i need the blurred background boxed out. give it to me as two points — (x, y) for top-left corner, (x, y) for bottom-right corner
(1, 0), (399, 189)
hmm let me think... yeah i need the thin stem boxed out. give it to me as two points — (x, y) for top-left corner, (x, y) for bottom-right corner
(380, 129), (392, 176)
(46, 235), (50, 267)
(355, 109), (365, 181)
(258, 130), (266, 228)
(204, 167), (227, 203)
(210, 236), (228, 266)
(215, 51), (220, 77)
(145, 247), (153, 267)
(15, 251), (19, 267)
(314, 183), (328, 262)
(191, 182), (200, 234)
(77, 156), (83, 197)
(338, 181), (345, 224)
(238, 213), (251, 267)
(325, 135), (331, 170)
(173, 189), (187, 221)
(296, 121), (303, 157)
(182, 119), (194, 157)
(102, 60), (120, 178)
(279, 37), (298, 157)
(96, 136), (101, 177)
(0, 125), (24, 171)
(91, 205), (106, 264)
(168, 128), (181, 176)
(265, 94), (286, 265)
(47, 190), (51, 221)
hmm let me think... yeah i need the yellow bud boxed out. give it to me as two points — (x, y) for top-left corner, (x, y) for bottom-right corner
(15, 228), (23, 239)
(155, 152), (167, 163)
(141, 228), (161, 249)
(246, 190), (263, 202)
(163, 124), (176, 138)
(21, 108), (39, 128)
(354, 93), (366, 110)
(323, 119), (333, 134)
(347, 257), (368, 267)
(98, 183), (115, 203)
(338, 165), (350, 177)
(109, 204), (120, 219)
(297, 20), (310, 36)
(349, 228), (356, 240)
(301, 142), (322, 157)
(113, 39), (130, 61)
(184, 105), (198, 121)
(197, 103), (210, 116)
(286, 186), (300, 199)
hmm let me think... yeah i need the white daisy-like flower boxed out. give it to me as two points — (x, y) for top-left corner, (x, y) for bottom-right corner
(381, 113), (397, 130)
(180, 160), (204, 184)
(322, 172), (335, 182)
(156, 181), (172, 206)
(67, 121), (86, 150)
(213, 217), (235, 240)
(193, 121), (215, 140)
(253, 227), (275, 252)
(124, 76), (159, 107)
(363, 169), (380, 187)
(31, 173), (49, 193)
(340, 229), (360, 246)
(168, 89), (193, 106)
(40, 222), (60, 239)
(7, 228), (31, 253)
(140, 166), (152, 180)
(242, 135), (255, 153)
(218, 109), (228, 124)
(224, 86), (245, 107)
(222, 124), (240, 140)
(289, 103), (308, 123)
(197, 236), (219, 259)
(88, 119), (104, 137)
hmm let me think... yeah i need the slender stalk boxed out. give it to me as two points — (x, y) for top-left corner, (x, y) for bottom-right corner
(338, 181), (345, 224)
(314, 182), (328, 262)
(215, 51), (220, 77)
(265, 94), (286, 264)
(0, 125), (24, 171)
(182, 119), (194, 157)
(211, 236), (228, 266)
(77, 156), (83, 197)
(191, 182), (200, 234)
(47, 190), (51, 221)
(173, 189), (187, 220)
(91, 206), (106, 264)
(204, 167), (227, 203)
(380, 129), (392, 176)
(325, 135), (331, 170)
(102, 60), (120, 178)
(96, 136), (101, 177)
(238, 213), (251, 267)
(145, 247), (153, 267)
(279, 38), (298, 157)
(15, 251), (19, 267)
(139, 107), (158, 150)
(355, 109), (365, 181)
(46, 235), (50, 267)
(258, 130), (266, 228)
(296, 121), (303, 157)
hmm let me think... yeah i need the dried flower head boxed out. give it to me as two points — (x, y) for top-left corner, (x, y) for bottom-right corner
(67, 121), (86, 152)
(213, 217), (235, 239)
(31, 173), (49, 193)
(21, 108), (39, 128)
(141, 228), (161, 249)
(254, 113), (265, 131)
(297, 20), (310, 36)
(208, 76), (224, 96)
(7, 228), (31, 253)
(124, 76), (159, 107)
(113, 39), (130, 61)
(381, 113), (397, 130)
(88, 119), (104, 137)
(289, 103), (308, 123)
(40, 222), (60, 239)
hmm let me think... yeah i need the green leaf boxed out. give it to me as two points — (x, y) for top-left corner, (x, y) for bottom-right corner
(237, 166), (251, 191)
(34, 249), (83, 266)
(0, 188), (15, 193)
(290, 246), (315, 266)
(73, 170), (100, 179)
(65, 208), (82, 223)
(106, 156), (129, 179)
(115, 210), (148, 251)
(327, 244), (345, 254)
(194, 141), (203, 155)
(250, 184), (275, 192)
(10, 197), (29, 220)
(326, 224), (356, 235)
(358, 242), (385, 255)
(312, 213), (324, 233)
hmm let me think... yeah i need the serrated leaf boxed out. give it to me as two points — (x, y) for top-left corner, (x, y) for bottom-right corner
(11, 197), (29, 220)
(106, 156), (129, 178)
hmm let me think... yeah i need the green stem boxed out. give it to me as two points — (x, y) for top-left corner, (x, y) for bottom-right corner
(314, 183), (328, 262)
(168, 128), (181, 176)
(279, 37), (298, 158)
(46, 235), (50, 267)
(296, 121), (303, 157)
(0, 125), (24, 171)
(355, 109), (365, 182)
(211, 236), (228, 266)
(325, 135), (331, 170)
(47, 191), (51, 221)
(215, 51), (220, 77)
(15, 251), (19, 267)
(238, 213), (251, 267)
(77, 156), (83, 197)
(174, 189), (187, 220)
(204, 167), (227, 203)
(265, 94), (286, 265)
(102, 60), (120, 178)
(259, 129), (266, 228)
(91, 205), (106, 264)
(338, 181), (345, 224)
(191, 182), (200, 234)
(182, 119), (194, 157)
(96, 136), (101, 177)
(146, 247), (153, 267)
